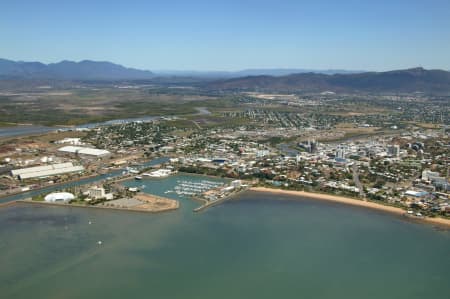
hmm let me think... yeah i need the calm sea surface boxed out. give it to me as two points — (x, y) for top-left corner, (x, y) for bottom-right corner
(1, 184), (449, 299)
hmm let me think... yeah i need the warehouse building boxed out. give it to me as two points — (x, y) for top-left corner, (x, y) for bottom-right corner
(58, 146), (111, 157)
(11, 162), (84, 180)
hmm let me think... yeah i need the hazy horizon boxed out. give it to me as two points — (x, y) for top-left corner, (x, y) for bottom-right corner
(1, 57), (445, 74)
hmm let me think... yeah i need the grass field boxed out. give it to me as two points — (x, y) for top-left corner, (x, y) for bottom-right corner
(1, 85), (443, 135)
(0, 88), (226, 125)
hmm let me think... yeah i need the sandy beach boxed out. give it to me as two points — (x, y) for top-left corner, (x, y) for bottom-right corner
(250, 187), (450, 228)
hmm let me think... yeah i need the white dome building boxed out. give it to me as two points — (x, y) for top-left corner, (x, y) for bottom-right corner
(44, 192), (75, 203)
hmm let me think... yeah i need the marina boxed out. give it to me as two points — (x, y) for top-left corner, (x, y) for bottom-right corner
(121, 173), (230, 212)
(170, 179), (225, 196)
(0, 171), (235, 216)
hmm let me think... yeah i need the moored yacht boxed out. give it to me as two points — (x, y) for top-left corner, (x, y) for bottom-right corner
(147, 169), (173, 178)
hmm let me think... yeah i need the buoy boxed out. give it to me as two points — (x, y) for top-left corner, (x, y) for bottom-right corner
(97, 241), (102, 245)
(89, 221), (92, 225)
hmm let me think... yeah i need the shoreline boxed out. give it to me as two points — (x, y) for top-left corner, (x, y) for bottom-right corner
(13, 199), (179, 214)
(250, 187), (450, 228)
(193, 188), (247, 212)
(0, 169), (127, 201)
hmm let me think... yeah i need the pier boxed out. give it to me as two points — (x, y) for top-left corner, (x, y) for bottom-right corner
(193, 189), (247, 212)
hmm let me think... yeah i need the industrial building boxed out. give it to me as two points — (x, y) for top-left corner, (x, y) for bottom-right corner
(58, 146), (111, 157)
(55, 137), (84, 145)
(404, 190), (429, 198)
(11, 162), (84, 180)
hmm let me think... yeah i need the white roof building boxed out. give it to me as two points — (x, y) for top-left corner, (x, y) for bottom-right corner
(44, 192), (75, 203)
(58, 146), (110, 157)
(11, 162), (84, 180)
(405, 190), (429, 198)
(56, 138), (83, 145)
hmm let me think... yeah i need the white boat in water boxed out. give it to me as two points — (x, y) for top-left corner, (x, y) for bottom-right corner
(127, 167), (140, 174)
(146, 169), (173, 178)
(169, 179), (225, 197)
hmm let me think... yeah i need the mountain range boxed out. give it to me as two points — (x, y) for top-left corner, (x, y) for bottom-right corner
(153, 68), (362, 78)
(0, 59), (154, 80)
(206, 67), (450, 93)
(0, 59), (362, 80)
(1, 58), (450, 93)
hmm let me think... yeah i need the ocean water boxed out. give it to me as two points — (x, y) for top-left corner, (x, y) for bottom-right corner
(1, 190), (449, 299)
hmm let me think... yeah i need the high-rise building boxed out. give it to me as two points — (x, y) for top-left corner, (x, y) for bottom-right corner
(387, 145), (400, 158)
(336, 145), (346, 159)
(309, 139), (317, 153)
(298, 139), (317, 153)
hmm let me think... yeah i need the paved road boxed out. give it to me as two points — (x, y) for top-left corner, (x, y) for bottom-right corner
(352, 163), (365, 198)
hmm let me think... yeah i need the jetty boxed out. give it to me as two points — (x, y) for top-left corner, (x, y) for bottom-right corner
(193, 188), (246, 212)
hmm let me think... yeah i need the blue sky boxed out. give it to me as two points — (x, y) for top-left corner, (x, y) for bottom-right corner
(1, 0), (450, 71)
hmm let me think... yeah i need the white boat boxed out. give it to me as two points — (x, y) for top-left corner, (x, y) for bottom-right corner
(135, 176), (143, 180)
(147, 169), (173, 178)
(127, 167), (139, 174)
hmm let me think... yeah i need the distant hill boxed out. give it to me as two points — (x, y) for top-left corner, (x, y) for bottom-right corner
(2, 59), (449, 93)
(233, 68), (363, 77)
(0, 59), (154, 80)
(154, 68), (362, 78)
(206, 68), (450, 93)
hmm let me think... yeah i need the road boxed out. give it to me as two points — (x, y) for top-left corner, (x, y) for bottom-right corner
(352, 163), (365, 198)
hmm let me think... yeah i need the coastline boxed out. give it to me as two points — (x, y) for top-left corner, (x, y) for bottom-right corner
(13, 199), (179, 214)
(250, 187), (450, 228)
(193, 188), (247, 212)
(0, 170), (125, 201)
